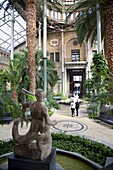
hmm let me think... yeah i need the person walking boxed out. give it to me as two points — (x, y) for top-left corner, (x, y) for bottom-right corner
(75, 100), (80, 116)
(70, 100), (75, 117)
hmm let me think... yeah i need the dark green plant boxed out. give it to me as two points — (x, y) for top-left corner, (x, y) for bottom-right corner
(0, 69), (21, 118)
(0, 139), (15, 155)
(0, 48), (60, 120)
(1, 133), (113, 166)
(0, 92), (21, 118)
(87, 100), (100, 118)
(46, 90), (60, 110)
(86, 53), (109, 95)
(66, 0), (103, 46)
(52, 133), (113, 166)
(0, 50), (26, 117)
(85, 53), (113, 117)
(17, 48), (60, 99)
(35, 49), (60, 91)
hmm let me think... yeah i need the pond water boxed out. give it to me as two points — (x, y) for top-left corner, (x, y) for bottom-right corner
(57, 154), (96, 170)
(0, 152), (101, 170)
(0, 157), (8, 170)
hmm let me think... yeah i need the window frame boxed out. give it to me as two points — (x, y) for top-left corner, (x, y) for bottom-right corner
(71, 49), (80, 61)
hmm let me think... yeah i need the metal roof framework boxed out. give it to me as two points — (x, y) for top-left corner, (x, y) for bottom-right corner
(0, 0), (76, 53)
(0, 0), (26, 53)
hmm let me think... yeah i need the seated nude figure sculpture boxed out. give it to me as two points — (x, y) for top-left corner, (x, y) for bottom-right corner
(12, 88), (56, 160)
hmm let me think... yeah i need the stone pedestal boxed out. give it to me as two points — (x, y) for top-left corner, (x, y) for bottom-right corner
(8, 148), (56, 170)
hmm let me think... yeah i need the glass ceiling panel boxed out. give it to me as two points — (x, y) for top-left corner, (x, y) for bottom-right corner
(0, 0), (26, 52)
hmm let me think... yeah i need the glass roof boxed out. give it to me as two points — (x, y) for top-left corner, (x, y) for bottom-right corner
(0, 0), (26, 52)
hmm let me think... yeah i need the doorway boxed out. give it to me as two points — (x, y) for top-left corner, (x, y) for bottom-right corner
(69, 69), (85, 98)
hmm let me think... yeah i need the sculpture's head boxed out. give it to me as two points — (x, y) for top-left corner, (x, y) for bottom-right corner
(35, 89), (45, 102)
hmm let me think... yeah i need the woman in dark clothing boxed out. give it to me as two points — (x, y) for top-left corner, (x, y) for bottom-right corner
(75, 100), (80, 116)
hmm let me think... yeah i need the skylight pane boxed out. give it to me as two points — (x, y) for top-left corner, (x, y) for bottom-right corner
(0, 0), (26, 52)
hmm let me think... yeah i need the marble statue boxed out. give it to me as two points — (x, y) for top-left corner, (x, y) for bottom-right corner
(12, 88), (56, 160)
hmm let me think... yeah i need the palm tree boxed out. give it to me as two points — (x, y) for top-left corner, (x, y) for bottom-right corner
(14, 49), (60, 99)
(0, 64), (22, 117)
(5, 57), (24, 103)
(47, 62), (60, 92)
(66, 0), (113, 75)
(23, 0), (36, 94)
(35, 50), (60, 91)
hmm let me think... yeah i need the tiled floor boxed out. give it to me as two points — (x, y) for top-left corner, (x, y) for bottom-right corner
(51, 104), (113, 149)
(0, 103), (113, 149)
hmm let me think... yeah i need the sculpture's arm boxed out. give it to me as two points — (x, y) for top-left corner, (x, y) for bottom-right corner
(43, 107), (57, 126)
(21, 88), (34, 112)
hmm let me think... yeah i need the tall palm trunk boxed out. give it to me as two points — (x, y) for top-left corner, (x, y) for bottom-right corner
(104, 3), (113, 75)
(24, 0), (36, 94)
(12, 90), (18, 103)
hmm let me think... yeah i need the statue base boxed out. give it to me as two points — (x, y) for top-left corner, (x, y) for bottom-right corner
(8, 147), (56, 170)
(13, 142), (51, 160)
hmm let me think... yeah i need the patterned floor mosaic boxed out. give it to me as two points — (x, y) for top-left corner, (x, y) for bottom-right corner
(51, 120), (88, 133)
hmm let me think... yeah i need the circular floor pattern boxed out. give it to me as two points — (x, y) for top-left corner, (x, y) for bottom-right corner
(51, 120), (88, 133)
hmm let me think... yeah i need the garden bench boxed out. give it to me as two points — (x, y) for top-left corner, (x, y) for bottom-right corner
(96, 112), (113, 128)
(0, 112), (13, 124)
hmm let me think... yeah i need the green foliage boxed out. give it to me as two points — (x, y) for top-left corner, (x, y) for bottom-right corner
(0, 69), (21, 118)
(48, 109), (54, 116)
(0, 48), (59, 119)
(0, 55), (23, 117)
(1, 134), (113, 166)
(53, 93), (68, 100)
(91, 53), (109, 83)
(26, 94), (36, 101)
(0, 92), (21, 118)
(16, 48), (60, 95)
(46, 91), (60, 110)
(61, 95), (68, 100)
(87, 100), (100, 118)
(53, 92), (63, 96)
(5, 56), (25, 92)
(66, 0), (111, 46)
(86, 53), (109, 95)
(35, 50), (60, 91)
(85, 53), (113, 116)
(0, 140), (15, 155)
(16, 49), (30, 102)
(52, 133), (113, 166)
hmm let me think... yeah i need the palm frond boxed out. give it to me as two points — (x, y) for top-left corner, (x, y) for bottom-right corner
(47, 0), (66, 13)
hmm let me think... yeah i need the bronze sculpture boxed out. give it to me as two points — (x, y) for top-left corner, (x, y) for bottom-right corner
(12, 88), (56, 160)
